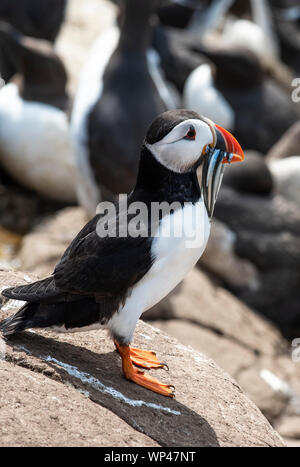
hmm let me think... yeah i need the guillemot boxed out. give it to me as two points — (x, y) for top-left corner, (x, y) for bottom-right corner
(0, 0), (67, 82)
(71, 0), (177, 218)
(0, 109), (244, 397)
(0, 22), (77, 203)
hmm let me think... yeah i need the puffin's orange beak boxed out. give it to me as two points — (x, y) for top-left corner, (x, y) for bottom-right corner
(214, 124), (244, 163)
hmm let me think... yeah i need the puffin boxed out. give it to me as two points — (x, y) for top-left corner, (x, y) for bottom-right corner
(0, 22), (77, 203)
(71, 0), (177, 218)
(0, 109), (244, 397)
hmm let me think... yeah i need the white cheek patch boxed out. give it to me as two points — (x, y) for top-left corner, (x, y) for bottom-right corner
(147, 119), (214, 173)
(156, 139), (199, 172)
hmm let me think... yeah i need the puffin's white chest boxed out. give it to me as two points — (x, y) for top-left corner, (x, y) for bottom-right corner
(109, 200), (210, 340)
(144, 199), (210, 308)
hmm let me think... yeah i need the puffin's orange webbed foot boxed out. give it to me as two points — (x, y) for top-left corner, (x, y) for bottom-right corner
(129, 346), (169, 370)
(115, 342), (175, 398)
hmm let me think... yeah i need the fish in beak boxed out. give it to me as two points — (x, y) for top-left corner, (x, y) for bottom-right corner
(201, 123), (244, 220)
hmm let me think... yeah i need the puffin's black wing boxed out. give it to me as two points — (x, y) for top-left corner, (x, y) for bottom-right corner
(53, 209), (154, 301)
(54, 231), (153, 300)
(3, 214), (153, 305)
(1, 215), (103, 303)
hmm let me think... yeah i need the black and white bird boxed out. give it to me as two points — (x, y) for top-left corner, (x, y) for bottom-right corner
(71, 0), (177, 218)
(0, 0), (67, 82)
(0, 0), (67, 42)
(0, 110), (244, 397)
(183, 44), (300, 153)
(0, 22), (77, 203)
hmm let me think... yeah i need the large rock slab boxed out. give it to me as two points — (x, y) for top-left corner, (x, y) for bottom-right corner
(0, 269), (284, 447)
(145, 268), (283, 357)
(267, 122), (300, 161)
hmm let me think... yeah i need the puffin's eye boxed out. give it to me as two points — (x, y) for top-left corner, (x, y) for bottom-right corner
(184, 126), (196, 140)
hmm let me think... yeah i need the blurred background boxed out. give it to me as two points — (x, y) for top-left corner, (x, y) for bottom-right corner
(0, 0), (300, 445)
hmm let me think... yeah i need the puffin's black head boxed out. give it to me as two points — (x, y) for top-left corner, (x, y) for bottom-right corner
(145, 109), (244, 218)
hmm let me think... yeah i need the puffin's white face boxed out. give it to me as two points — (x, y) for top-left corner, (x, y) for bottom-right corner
(146, 118), (215, 173)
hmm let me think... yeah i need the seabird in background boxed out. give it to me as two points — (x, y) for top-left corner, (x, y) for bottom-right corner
(71, 0), (177, 218)
(270, 0), (300, 74)
(183, 44), (300, 153)
(222, 0), (280, 61)
(0, 0), (67, 82)
(0, 0), (67, 42)
(0, 109), (244, 397)
(0, 22), (77, 203)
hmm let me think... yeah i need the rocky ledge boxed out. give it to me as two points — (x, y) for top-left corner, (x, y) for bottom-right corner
(0, 269), (284, 447)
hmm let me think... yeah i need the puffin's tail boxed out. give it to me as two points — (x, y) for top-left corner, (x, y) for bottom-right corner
(0, 298), (105, 337)
(0, 302), (39, 336)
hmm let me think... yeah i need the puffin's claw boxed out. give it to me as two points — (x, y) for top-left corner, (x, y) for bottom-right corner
(115, 342), (175, 398)
(117, 344), (168, 370)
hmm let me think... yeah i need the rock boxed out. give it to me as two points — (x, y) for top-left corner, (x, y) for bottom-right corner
(269, 156), (300, 204)
(18, 207), (87, 277)
(145, 268), (283, 357)
(267, 121), (300, 161)
(275, 417), (300, 440)
(0, 226), (22, 270)
(284, 438), (300, 447)
(0, 172), (66, 235)
(148, 319), (300, 427)
(143, 269), (300, 439)
(149, 319), (257, 377)
(200, 219), (259, 291)
(236, 355), (300, 423)
(0, 269), (284, 447)
(0, 360), (157, 447)
(223, 151), (274, 196)
(236, 365), (289, 421)
(239, 267), (300, 339)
